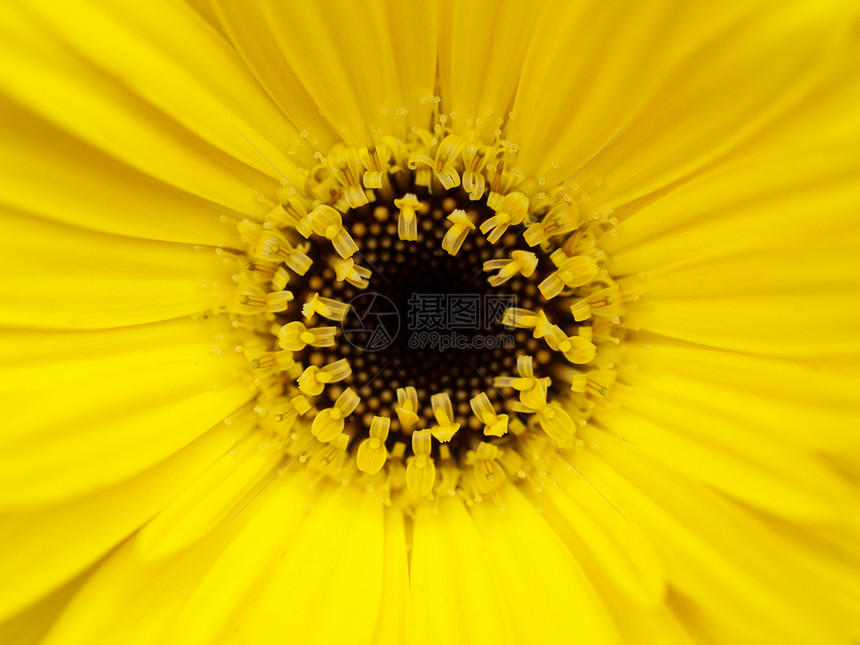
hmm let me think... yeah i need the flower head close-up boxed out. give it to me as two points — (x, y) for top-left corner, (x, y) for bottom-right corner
(1, 1), (859, 644)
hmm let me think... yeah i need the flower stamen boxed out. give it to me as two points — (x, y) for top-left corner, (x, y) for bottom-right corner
(217, 122), (623, 508)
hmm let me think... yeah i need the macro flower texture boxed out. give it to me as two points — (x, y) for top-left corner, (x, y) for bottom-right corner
(1, 0), (859, 643)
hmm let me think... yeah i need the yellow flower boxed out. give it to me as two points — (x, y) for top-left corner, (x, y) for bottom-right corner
(1, 1), (859, 644)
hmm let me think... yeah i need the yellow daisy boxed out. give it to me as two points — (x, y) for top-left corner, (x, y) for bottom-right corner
(1, 0), (859, 643)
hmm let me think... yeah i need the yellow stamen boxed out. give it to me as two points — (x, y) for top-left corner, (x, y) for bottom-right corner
(570, 299), (592, 322)
(265, 204), (299, 228)
(329, 255), (372, 288)
(269, 399), (301, 429)
(327, 144), (370, 208)
(242, 259), (277, 277)
(430, 392), (460, 442)
(232, 282), (294, 315)
(567, 284), (623, 321)
(248, 350), (294, 372)
(501, 307), (554, 338)
(218, 123), (624, 507)
(384, 442), (408, 498)
(281, 196), (311, 227)
(474, 442), (500, 483)
(311, 388), (360, 443)
(356, 416), (390, 475)
(271, 266), (290, 291)
(479, 191), (529, 243)
(539, 255), (599, 299)
(254, 230), (313, 275)
(265, 290), (294, 313)
(524, 203), (579, 247)
(292, 394), (312, 415)
(483, 250), (538, 287)
(296, 204), (360, 259)
(358, 144), (392, 190)
(310, 433), (350, 472)
(555, 366), (617, 396)
(536, 402), (576, 447)
(544, 325), (597, 364)
(393, 193), (422, 241)
(406, 429), (436, 497)
(268, 394), (312, 434)
(395, 386), (420, 432)
(297, 358), (352, 396)
(441, 209), (476, 256)
(470, 392), (509, 437)
(434, 444), (460, 497)
(461, 141), (489, 200)
(277, 321), (336, 351)
(494, 355), (550, 410)
(434, 133), (466, 189)
(302, 292), (350, 321)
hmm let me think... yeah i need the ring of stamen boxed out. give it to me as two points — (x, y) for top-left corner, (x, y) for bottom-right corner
(219, 121), (624, 507)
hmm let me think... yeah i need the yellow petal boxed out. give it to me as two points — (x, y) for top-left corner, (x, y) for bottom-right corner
(370, 509), (410, 645)
(0, 2), (280, 213)
(624, 292), (860, 357)
(603, 136), (860, 270)
(245, 484), (385, 645)
(168, 469), (321, 645)
(407, 498), (512, 645)
(0, 571), (88, 645)
(0, 210), (234, 329)
(508, 1), (754, 183)
(535, 1), (853, 208)
(209, 0), (339, 150)
(215, 1), (370, 146)
(437, 0), (537, 141)
(470, 484), (623, 645)
(595, 406), (855, 520)
(0, 98), (243, 247)
(134, 432), (284, 560)
(573, 427), (856, 644)
(39, 466), (316, 645)
(29, 0), (306, 174)
(619, 249), (860, 301)
(0, 317), (253, 506)
(0, 412), (251, 622)
(620, 339), (860, 456)
(528, 471), (666, 607)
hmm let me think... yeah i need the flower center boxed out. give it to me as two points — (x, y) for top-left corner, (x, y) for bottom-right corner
(297, 191), (545, 436)
(221, 126), (624, 507)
